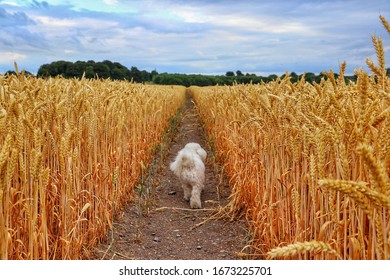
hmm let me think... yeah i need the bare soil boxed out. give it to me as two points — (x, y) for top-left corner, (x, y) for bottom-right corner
(93, 91), (248, 260)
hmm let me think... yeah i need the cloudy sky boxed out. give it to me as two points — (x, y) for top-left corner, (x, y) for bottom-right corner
(0, 0), (389, 75)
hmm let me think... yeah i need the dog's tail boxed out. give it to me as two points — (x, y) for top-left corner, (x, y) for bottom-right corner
(180, 151), (196, 169)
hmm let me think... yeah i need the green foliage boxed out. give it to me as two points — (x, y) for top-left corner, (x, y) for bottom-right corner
(152, 73), (271, 86)
(36, 60), (152, 82)
(24, 60), (390, 85)
(151, 70), (371, 86)
(4, 70), (34, 77)
(225, 71), (235, 77)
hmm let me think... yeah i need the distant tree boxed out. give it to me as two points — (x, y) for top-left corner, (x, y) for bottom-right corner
(315, 72), (326, 83)
(226, 71), (235, 76)
(140, 70), (151, 82)
(56, 61), (72, 76)
(290, 72), (298, 83)
(65, 61), (85, 78)
(111, 68), (126, 80)
(304, 72), (316, 83)
(152, 74), (162, 84)
(129, 66), (141, 82)
(37, 61), (64, 77)
(37, 66), (50, 77)
(268, 74), (278, 81)
(93, 62), (110, 78)
(4, 70), (33, 76)
(245, 73), (257, 77)
(151, 70), (158, 79)
(157, 74), (184, 85)
(37, 60), (153, 82)
(213, 77), (224, 85)
(84, 66), (95, 78)
(102, 60), (114, 70)
(38, 60), (358, 86)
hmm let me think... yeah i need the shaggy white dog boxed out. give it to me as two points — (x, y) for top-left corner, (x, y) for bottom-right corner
(170, 143), (207, 209)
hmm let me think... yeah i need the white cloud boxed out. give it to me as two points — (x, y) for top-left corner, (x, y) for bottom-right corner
(213, 15), (316, 35)
(0, 0), (389, 74)
(30, 15), (118, 29)
(26, 15), (120, 52)
(0, 1), (21, 6)
(103, 0), (118, 5)
(172, 8), (210, 24)
(0, 52), (27, 63)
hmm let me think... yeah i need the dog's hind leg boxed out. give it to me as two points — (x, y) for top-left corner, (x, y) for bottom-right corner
(190, 184), (203, 209)
(182, 183), (191, 201)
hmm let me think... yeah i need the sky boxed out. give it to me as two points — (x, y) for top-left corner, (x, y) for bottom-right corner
(0, 0), (389, 75)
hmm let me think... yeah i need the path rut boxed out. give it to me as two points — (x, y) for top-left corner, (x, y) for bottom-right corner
(93, 91), (248, 260)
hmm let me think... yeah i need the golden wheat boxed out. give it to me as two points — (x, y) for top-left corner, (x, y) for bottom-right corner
(0, 74), (185, 259)
(191, 16), (390, 260)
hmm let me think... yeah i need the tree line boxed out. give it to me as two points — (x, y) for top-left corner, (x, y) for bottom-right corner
(4, 60), (390, 86)
(152, 69), (390, 86)
(36, 60), (156, 82)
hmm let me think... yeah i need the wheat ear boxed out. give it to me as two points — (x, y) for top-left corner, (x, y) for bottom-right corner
(379, 15), (390, 34)
(319, 179), (373, 216)
(267, 241), (341, 259)
(357, 144), (389, 196)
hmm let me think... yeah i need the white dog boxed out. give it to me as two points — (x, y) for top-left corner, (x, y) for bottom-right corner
(170, 143), (207, 208)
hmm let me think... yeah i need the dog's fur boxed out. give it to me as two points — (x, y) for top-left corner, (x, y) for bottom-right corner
(169, 143), (207, 208)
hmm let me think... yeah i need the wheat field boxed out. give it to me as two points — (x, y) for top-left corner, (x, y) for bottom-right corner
(1, 16), (389, 261)
(192, 71), (389, 260)
(191, 17), (390, 260)
(0, 74), (185, 259)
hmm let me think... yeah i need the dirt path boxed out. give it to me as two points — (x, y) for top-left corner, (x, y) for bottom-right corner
(93, 91), (248, 260)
